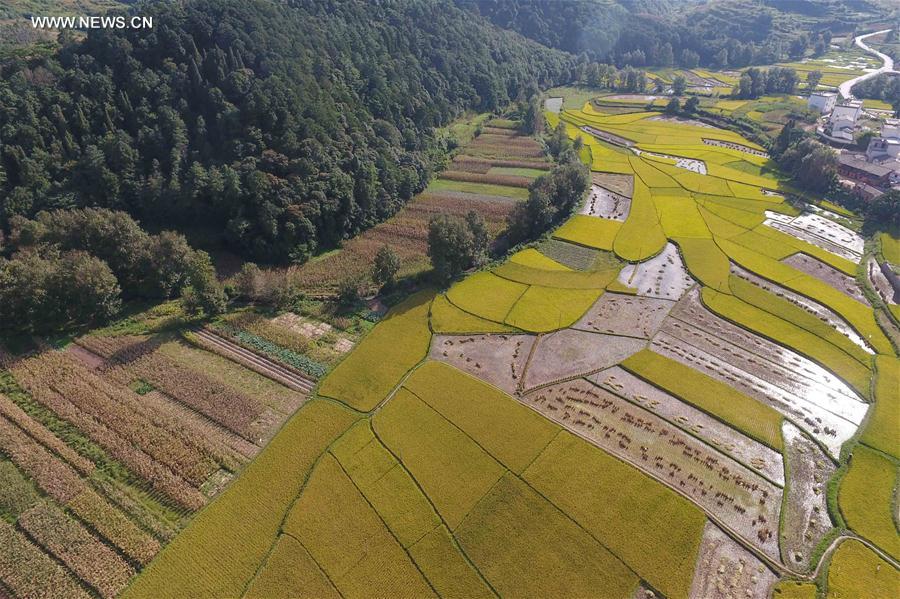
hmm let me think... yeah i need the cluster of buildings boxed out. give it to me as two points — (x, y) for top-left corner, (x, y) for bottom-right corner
(837, 118), (900, 199)
(809, 92), (864, 144)
(808, 91), (899, 199)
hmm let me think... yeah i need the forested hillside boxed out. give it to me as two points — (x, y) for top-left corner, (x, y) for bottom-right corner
(458, 0), (886, 68)
(0, 0), (571, 263)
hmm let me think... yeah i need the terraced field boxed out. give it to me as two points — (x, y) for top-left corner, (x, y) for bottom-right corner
(14, 91), (898, 598)
(290, 116), (550, 294)
(758, 48), (882, 91)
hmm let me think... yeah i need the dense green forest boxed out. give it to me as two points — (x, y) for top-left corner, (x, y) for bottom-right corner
(457, 0), (886, 68)
(0, 0), (571, 263)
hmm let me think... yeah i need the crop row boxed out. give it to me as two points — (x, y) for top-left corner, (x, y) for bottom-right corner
(10, 356), (206, 511)
(137, 377), (254, 462)
(92, 475), (179, 541)
(0, 413), (84, 503)
(0, 520), (89, 599)
(455, 154), (549, 169)
(66, 488), (161, 565)
(480, 125), (522, 136)
(0, 393), (94, 476)
(472, 133), (541, 148)
(75, 341), (251, 468)
(0, 460), (39, 521)
(439, 170), (532, 189)
(0, 408), (160, 565)
(19, 501), (134, 598)
(22, 352), (217, 486)
(210, 323), (327, 379)
(450, 158), (492, 174)
(466, 141), (545, 159)
(78, 336), (265, 441)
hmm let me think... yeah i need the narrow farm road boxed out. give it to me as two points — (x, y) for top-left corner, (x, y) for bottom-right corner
(839, 29), (895, 99)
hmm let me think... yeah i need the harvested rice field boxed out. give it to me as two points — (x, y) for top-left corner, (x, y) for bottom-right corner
(521, 378), (783, 560)
(581, 184), (631, 220)
(689, 521), (779, 599)
(590, 366), (785, 485)
(783, 253), (869, 304)
(617, 242), (695, 300)
(779, 422), (836, 570)
(662, 289), (868, 457)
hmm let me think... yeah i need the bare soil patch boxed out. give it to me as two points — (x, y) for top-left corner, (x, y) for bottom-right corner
(592, 172), (634, 197)
(66, 343), (108, 370)
(430, 334), (535, 395)
(574, 293), (674, 339)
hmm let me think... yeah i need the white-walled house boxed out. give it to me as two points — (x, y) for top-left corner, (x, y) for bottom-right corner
(865, 119), (900, 184)
(808, 91), (837, 114)
(830, 100), (863, 123)
(882, 118), (900, 141)
(866, 137), (900, 160)
(822, 100), (864, 143)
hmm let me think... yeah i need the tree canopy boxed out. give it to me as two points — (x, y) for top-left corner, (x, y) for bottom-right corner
(0, 0), (572, 264)
(455, 0), (878, 69)
(1, 208), (224, 332)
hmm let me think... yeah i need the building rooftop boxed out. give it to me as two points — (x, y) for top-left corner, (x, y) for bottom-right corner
(856, 182), (885, 198)
(832, 105), (861, 120)
(839, 152), (895, 177)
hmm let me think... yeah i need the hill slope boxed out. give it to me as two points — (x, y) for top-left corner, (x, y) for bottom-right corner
(0, 0), (571, 262)
(457, 0), (888, 67)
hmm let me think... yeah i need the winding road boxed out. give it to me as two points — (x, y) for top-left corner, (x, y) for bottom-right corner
(839, 29), (895, 99)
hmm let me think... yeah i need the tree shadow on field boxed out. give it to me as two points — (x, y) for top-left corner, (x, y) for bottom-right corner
(104, 334), (167, 367)
(377, 288), (435, 325)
